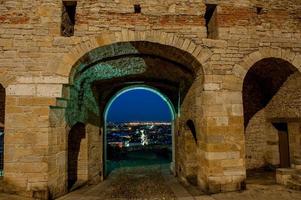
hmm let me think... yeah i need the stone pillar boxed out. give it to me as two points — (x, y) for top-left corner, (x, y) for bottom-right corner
(86, 123), (102, 184)
(75, 125), (88, 185)
(3, 82), (65, 199)
(48, 107), (68, 198)
(4, 95), (56, 199)
(198, 90), (246, 193)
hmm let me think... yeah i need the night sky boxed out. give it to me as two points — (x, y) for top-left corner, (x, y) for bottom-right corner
(107, 89), (172, 123)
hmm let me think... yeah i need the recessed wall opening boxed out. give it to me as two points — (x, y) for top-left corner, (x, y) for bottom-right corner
(244, 58), (299, 186)
(61, 1), (77, 37)
(243, 58), (296, 128)
(256, 7), (263, 15)
(67, 123), (86, 191)
(186, 120), (197, 144)
(104, 87), (175, 176)
(134, 4), (141, 14)
(205, 4), (218, 39)
(273, 123), (290, 168)
(182, 119), (198, 185)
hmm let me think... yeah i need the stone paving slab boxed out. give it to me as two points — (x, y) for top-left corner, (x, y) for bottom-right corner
(210, 184), (301, 200)
(1, 165), (301, 200)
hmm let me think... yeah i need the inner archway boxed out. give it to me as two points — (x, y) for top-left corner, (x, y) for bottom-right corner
(243, 57), (301, 185)
(104, 86), (175, 175)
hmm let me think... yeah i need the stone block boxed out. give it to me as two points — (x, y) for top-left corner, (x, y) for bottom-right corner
(7, 84), (35, 96)
(204, 83), (221, 91)
(36, 84), (62, 97)
(276, 168), (295, 185)
(17, 97), (56, 106)
(205, 151), (240, 160)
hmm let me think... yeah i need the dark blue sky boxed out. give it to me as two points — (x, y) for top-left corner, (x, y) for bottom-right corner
(106, 89), (172, 122)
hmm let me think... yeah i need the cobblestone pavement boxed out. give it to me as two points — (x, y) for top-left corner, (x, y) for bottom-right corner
(58, 164), (189, 200)
(1, 165), (301, 200)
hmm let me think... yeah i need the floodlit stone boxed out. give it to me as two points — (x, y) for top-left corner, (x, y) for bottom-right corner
(0, 1), (300, 199)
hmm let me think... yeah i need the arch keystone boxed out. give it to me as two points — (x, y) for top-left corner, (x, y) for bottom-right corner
(128, 30), (135, 41)
(270, 47), (282, 58)
(120, 29), (129, 41)
(258, 47), (272, 58)
(95, 33), (116, 46)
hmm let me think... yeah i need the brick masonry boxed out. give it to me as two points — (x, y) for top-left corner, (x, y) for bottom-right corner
(0, 0), (301, 199)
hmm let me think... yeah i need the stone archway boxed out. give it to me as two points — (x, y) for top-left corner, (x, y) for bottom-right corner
(103, 85), (176, 176)
(47, 34), (210, 198)
(242, 56), (301, 185)
(48, 30), (212, 79)
(232, 48), (301, 82)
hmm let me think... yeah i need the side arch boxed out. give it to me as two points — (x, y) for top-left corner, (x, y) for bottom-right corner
(241, 52), (301, 170)
(232, 47), (301, 91)
(48, 29), (212, 79)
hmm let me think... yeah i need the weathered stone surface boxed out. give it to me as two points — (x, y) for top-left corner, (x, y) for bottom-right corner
(0, 0), (300, 199)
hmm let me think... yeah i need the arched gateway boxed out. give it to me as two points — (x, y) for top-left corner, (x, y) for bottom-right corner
(2, 33), (300, 199)
(44, 37), (224, 198)
(1, 1), (301, 199)
(2, 30), (254, 198)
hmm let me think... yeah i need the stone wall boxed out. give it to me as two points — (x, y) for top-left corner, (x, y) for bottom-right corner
(266, 72), (301, 167)
(48, 107), (67, 198)
(246, 72), (301, 169)
(0, 85), (5, 125)
(266, 73), (301, 120)
(245, 109), (279, 169)
(177, 77), (201, 184)
(0, 0), (301, 198)
(4, 96), (56, 198)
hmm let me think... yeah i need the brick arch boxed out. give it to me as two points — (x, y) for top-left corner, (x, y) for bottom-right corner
(48, 29), (213, 79)
(232, 48), (301, 90)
